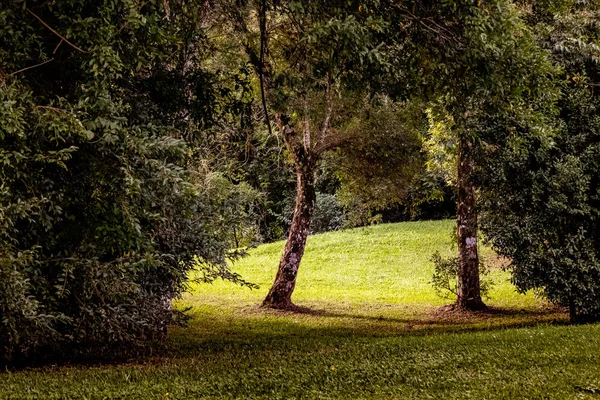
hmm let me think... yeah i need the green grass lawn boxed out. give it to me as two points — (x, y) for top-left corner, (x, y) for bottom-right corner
(3, 220), (600, 399)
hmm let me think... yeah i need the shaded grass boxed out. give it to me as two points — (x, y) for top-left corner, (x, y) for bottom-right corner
(3, 220), (599, 399)
(4, 323), (600, 399)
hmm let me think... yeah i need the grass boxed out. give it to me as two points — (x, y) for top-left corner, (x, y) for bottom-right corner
(3, 220), (600, 399)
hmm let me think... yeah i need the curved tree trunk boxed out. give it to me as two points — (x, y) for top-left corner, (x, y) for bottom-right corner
(455, 137), (487, 311)
(262, 160), (316, 310)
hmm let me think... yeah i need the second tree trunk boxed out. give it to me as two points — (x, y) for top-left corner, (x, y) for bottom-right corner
(456, 137), (487, 311)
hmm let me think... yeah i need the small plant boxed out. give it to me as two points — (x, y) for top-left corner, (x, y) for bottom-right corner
(430, 252), (493, 300)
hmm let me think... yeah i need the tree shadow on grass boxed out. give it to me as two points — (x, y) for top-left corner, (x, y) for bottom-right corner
(294, 305), (566, 326)
(165, 303), (570, 357)
(9, 304), (570, 369)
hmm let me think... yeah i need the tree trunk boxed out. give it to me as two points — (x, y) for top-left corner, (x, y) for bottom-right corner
(455, 136), (487, 311)
(568, 296), (577, 323)
(262, 155), (316, 310)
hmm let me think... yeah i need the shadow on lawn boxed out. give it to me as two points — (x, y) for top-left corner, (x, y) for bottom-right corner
(298, 305), (566, 327)
(9, 305), (569, 368)
(165, 304), (569, 356)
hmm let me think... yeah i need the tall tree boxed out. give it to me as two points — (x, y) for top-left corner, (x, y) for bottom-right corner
(219, 0), (387, 309)
(443, 4), (555, 310)
(377, 0), (556, 309)
(479, 0), (600, 322)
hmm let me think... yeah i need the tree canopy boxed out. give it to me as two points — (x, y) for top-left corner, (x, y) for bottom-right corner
(0, 0), (252, 362)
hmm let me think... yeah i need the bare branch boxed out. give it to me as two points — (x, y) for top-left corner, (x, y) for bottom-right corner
(26, 8), (89, 53)
(163, 0), (171, 20)
(9, 58), (54, 76)
(259, 0), (274, 138)
(53, 39), (63, 54)
(314, 130), (348, 155)
(35, 105), (69, 113)
(392, 4), (462, 46)
(319, 76), (334, 145)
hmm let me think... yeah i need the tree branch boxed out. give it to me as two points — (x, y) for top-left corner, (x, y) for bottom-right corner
(276, 113), (308, 165)
(314, 131), (348, 155)
(258, 0), (274, 138)
(53, 39), (63, 54)
(303, 96), (311, 151)
(26, 8), (89, 53)
(319, 75), (334, 145)
(35, 105), (70, 113)
(392, 4), (462, 46)
(9, 58), (54, 76)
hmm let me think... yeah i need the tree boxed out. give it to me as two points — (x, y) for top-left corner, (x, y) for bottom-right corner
(223, 0), (556, 311)
(0, 0), (250, 363)
(331, 98), (425, 227)
(217, 0), (390, 309)
(376, 0), (556, 310)
(444, 7), (555, 310)
(479, 0), (600, 322)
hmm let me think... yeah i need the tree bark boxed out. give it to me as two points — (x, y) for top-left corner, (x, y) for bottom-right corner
(568, 296), (577, 323)
(262, 160), (316, 309)
(263, 114), (316, 310)
(455, 136), (487, 311)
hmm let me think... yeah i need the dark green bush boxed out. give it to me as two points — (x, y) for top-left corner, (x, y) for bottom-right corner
(311, 193), (347, 234)
(0, 0), (248, 363)
(479, 1), (600, 322)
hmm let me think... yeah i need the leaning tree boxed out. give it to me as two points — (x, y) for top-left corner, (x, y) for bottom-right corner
(217, 0), (409, 309)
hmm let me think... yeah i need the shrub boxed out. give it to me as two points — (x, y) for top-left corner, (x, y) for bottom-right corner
(430, 251), (493, 300)
(0, 0), (248, 363)
(478, 2), (600, 322)
(311, 193), (347, 233)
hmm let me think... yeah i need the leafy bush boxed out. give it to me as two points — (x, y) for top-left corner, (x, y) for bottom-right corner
(311, 193), (347, 233)
(0, 0), (249, 363)
(430, 252), (493, 300)
(479, 91), (600, 321)
(479, 1), (600, 322)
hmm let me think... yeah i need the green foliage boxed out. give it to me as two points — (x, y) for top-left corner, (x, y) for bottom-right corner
(311, 192), (347, 233)
(480, 0), (600, 322)
(423, 108), (458, 187)
(199, 120), (297, 243)
(259, 0), (387, 110)
(0, 0), (251, 363)
(334, 99), (424, 220)
(197, 171), (264, 248)
(430, 251), (493, 300)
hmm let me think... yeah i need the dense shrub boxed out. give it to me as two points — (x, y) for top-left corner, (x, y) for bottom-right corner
(478, 1), (600, 322)
(311, 193), (347, 234)
(480, 81), (600, 322)
(0, 0), (248, 363)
